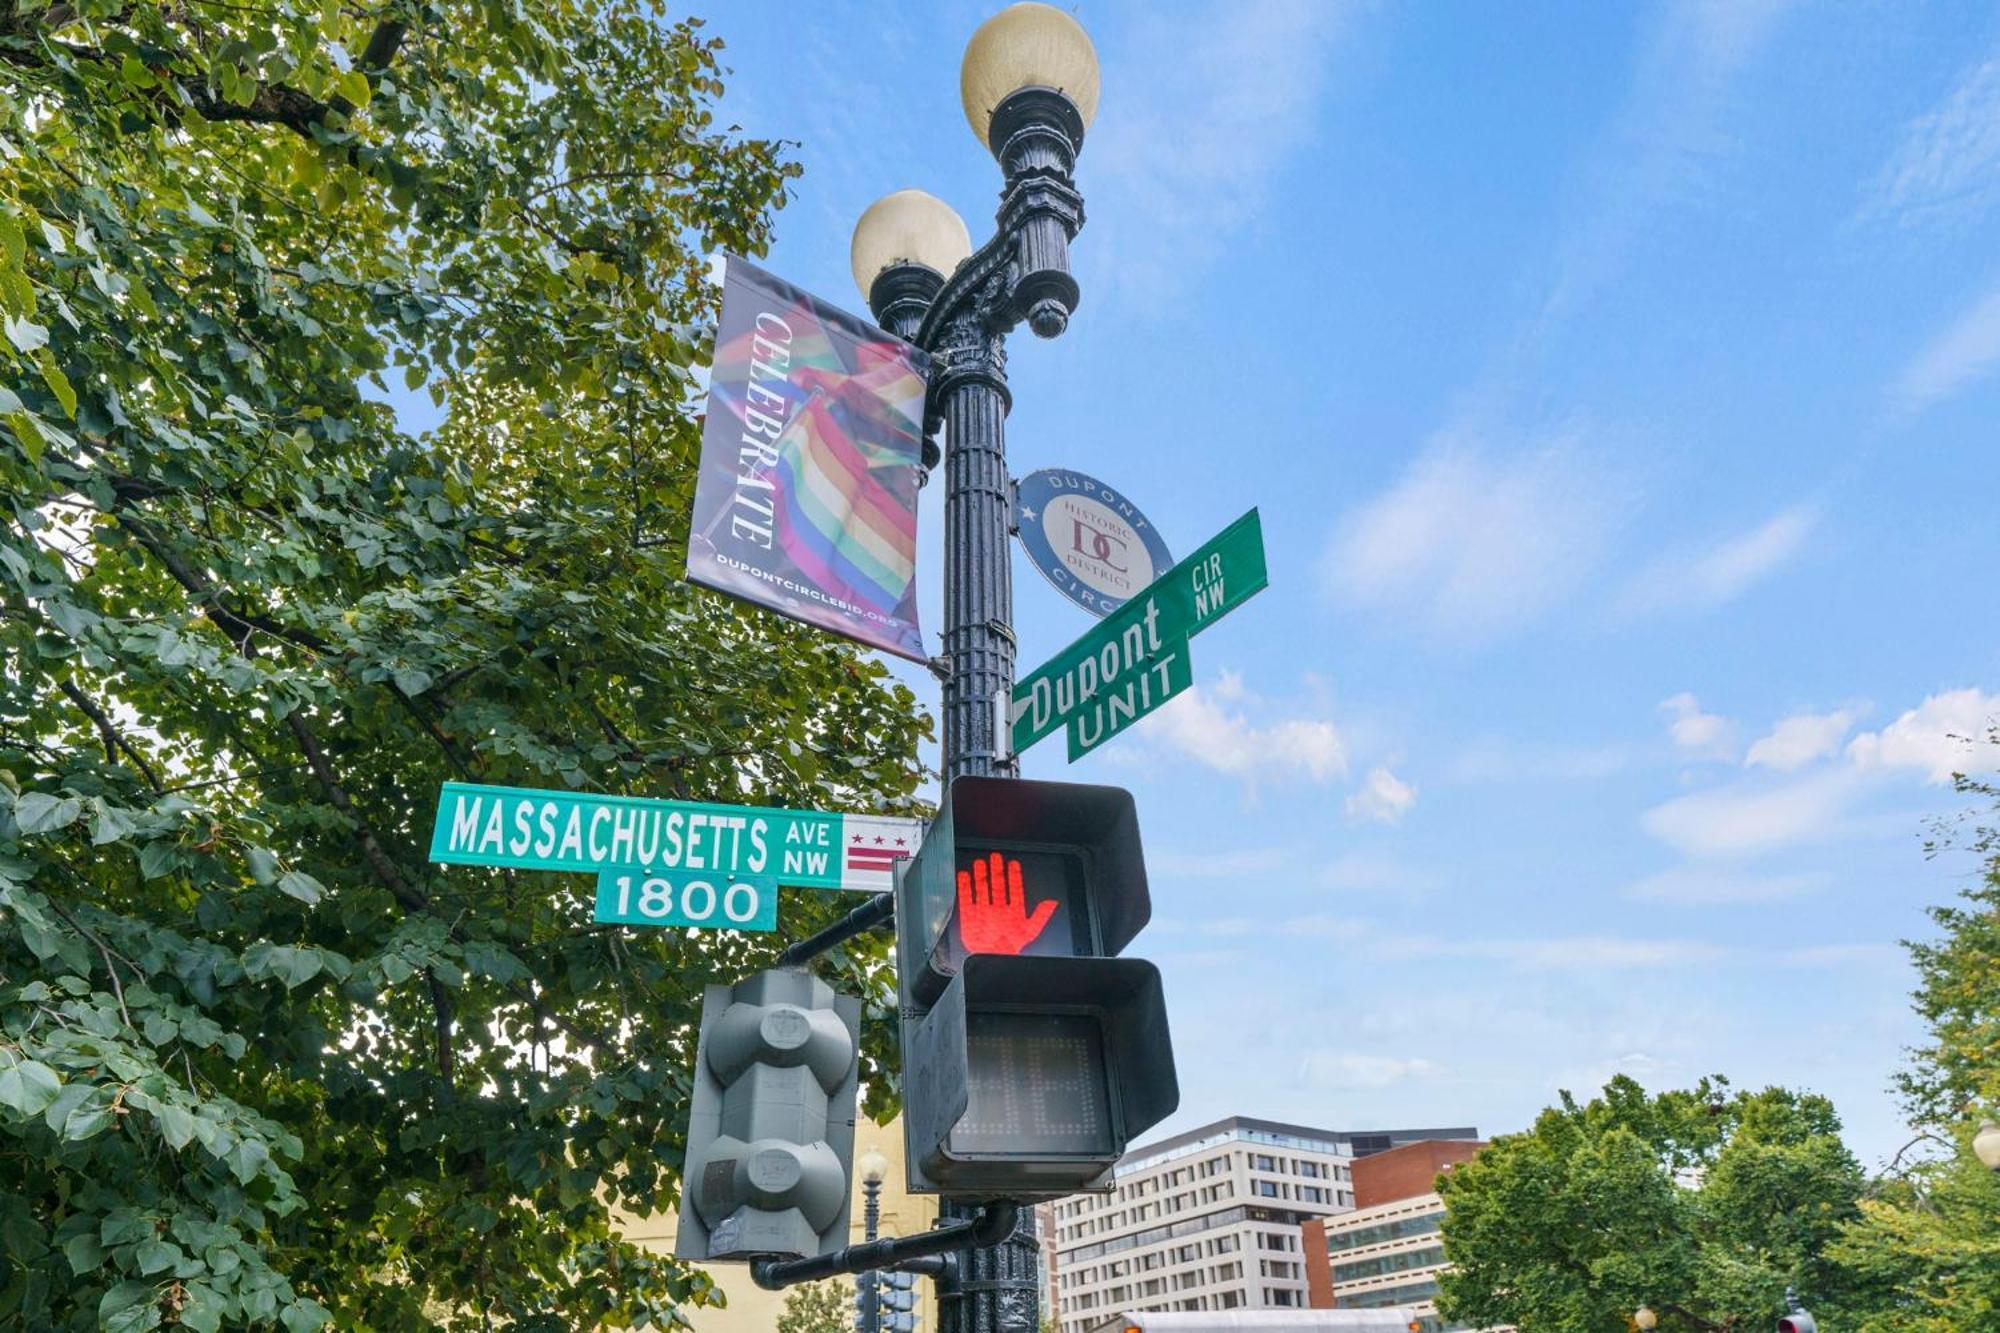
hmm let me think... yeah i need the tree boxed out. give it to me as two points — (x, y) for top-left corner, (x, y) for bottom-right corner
(1897, 761), (2000, 1126)
(1436, 1076), (1877, 1331)
(776, 1279), (853, 1333)
(1827, 755), (2000, 1329)
(1, 3), (926, 1329)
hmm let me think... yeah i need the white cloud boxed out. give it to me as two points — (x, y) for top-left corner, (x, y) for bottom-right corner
(1084, 0), (1353, 310)
(1321, 431), (1621, 642)
(1345, 767), (1417, 824)
(1625, 867), (1828, 905)
(1847, 688), (2000, 783)
(1892, 279), (2000, 416)
(1277, 913), (1371, 942)
(1148, 846), (1294, 879)
(1746, 709), (1856, 772)
(1660, 692), (1736, 758)
(1863, 51), (2000, 230)
(1621, 507), (1818, 614)
(1317, 853), (1435, 895)
(1774, 943), (1907, 970)
(1448, 739), (1630, 783)
(1539, 0), (1794, 323)
(1641, 768), (1862, 859)
(1386, 933), (1728, 971)
(1141, 683), (1348, 786)
(1297, 1052), (1441, 1090)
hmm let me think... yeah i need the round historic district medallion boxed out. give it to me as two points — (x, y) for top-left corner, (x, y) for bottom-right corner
(1013, 468), (1175, 618)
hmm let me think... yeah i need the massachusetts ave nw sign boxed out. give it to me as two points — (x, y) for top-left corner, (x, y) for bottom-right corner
(427, 782), (920, 932)
(1012, 509), (1268, 760)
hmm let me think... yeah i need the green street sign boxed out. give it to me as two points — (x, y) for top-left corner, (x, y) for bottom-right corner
(594, 870), (780, 931)
(1066, 636), (1194, 761)
(1014, 508), (1268, 757)
(426, 783), (920, 930)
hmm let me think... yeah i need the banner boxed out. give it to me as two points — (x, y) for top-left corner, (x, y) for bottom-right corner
(687, 255), (930, 662)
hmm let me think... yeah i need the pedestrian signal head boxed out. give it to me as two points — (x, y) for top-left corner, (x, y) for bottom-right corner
(898, 777), (1150, 1004)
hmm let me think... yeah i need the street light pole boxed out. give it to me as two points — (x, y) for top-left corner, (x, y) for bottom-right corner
(857, 1150), (890, 1333)
(851, 7), (1100, 1332)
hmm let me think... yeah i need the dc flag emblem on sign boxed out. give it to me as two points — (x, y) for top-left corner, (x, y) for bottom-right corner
(846, 829), (913, 875)
(1014, 468), (1173, 619)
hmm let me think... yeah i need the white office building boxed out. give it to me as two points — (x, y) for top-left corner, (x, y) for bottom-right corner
(1047, 1118), (1477, 1333)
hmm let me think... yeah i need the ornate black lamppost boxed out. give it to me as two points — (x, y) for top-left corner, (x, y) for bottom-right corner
(849, 5), (1100, 1332)
(855, 1149), (890, 1333)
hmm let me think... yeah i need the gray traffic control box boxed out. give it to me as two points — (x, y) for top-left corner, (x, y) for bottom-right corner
(677, 968), (862, 1261)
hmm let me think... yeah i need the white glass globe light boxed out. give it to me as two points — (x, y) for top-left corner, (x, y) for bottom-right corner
(857, 1147), (891, 1185)
(1634, 1308), (1659, 1331)
(1975, 1121), (2000, 1171)
(850, 189), (973, 300)
(959, 2), (1100, 144)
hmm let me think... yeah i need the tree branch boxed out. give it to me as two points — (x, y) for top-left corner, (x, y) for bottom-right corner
(56, 677), (164, 793)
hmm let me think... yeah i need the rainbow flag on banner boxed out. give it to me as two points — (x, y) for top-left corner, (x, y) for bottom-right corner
(686, 256), (930, 662)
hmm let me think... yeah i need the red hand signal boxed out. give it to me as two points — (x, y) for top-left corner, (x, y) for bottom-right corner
(955, 853), (1058, 956)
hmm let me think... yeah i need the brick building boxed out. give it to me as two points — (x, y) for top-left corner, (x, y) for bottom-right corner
(1303, 1138), (1488, 1333)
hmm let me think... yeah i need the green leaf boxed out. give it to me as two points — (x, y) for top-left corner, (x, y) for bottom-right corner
(5, 409), (47, 464)
(14, 791), (82, 834)
(0, 1053), (63, 1117)
(37, 347), (76, 418)
(154, 1103), (196, 1150)
(97, 1281), (159, 1333)
(134, 1237), (180, 1275)
(393, 666), (433, 696)
(100, 1211), (153, 1247)
(276, 869), (325, 905)
(246, 847), (281, 885)
(136, 840), (178, 879)
(3, 312), (48, 353)
(91, 799), (139, 845)
(244, 943), (323, 988)
(45, 1083), (113, 1140)
(227, 1136), (270, 1185)
(63, 1231), (105, 1276)
(281, 1298), (332, 1333)
(179, 1289), (224, 1333)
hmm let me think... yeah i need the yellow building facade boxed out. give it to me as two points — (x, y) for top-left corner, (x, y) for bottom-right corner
(618, 1114), (941, 1331)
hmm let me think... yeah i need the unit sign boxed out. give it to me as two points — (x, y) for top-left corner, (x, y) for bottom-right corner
(1012, 509), (1269, 760)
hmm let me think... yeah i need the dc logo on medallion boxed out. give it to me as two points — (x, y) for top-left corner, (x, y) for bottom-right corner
(1013, 469), (1174, 619)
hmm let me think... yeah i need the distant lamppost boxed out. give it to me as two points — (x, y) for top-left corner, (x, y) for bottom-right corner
(856, 1149), (891, 1333)
(849, 6), (1100, 1333)
(1633, 1306), (1659, 1330)
(1974, 1121), (2000, 1172)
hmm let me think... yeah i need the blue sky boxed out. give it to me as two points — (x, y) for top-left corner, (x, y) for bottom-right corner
(704, 0), (2000, 1165)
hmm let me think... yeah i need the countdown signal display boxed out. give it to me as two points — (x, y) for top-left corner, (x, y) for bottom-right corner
(896, 777), (1178, 1197)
